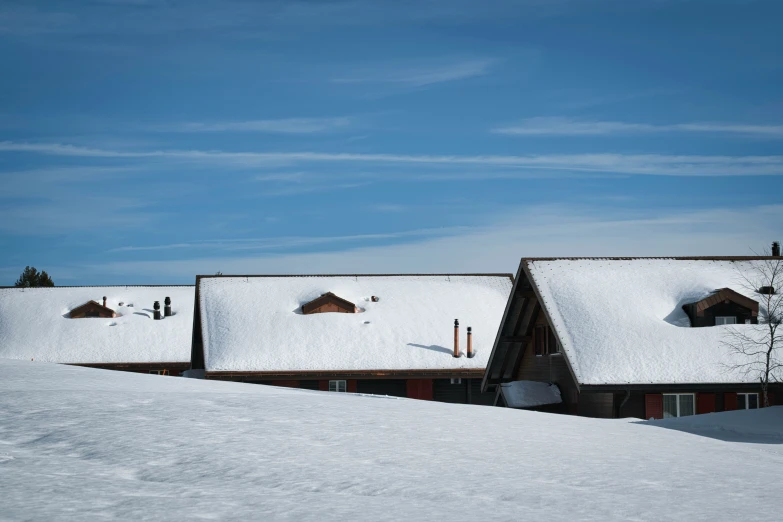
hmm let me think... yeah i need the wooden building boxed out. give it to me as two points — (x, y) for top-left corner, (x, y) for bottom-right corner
(482, 257), (781, 419)
(0, 285), (194, 376)
(190, 274), (513, 404)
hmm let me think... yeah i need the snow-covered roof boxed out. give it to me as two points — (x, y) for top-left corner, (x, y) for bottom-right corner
(527, 258), (777, 385)
(0, 286), (195, 364)
(198, 275), (513, 373)
(500, 380), (562, 408)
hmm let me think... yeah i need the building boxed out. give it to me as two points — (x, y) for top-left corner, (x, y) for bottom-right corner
(190, 274), (513, 404)
(0, 286), (195, 375)
(482, 257), (781, 418)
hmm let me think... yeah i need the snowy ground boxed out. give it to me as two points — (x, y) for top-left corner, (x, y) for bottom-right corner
(1, 359), (781, 521)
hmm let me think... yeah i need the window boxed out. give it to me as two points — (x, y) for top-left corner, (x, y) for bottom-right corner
(535, 326), (545, 356)
(328, 380), (347, 392)
(547, 327), (560, 355)
(148, 370), (169, 375)
(737, 393), (759, 409)
(715, 316), (736, 325)
(450, 378), (462, 385)
(663, 394), (695, 418)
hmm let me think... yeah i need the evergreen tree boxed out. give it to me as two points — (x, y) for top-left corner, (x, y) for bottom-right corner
(14, 266), (55, 287)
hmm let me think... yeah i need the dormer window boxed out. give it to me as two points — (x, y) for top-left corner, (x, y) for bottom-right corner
(681, 288), (758, 328)
(69, 299), (117, 319)
(301, 292), (358, 315)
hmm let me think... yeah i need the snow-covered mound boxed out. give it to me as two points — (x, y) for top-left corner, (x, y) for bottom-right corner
(0, 286), (194, 364)
(527, 259), (776, 384)
(1, 358), (781, 521)
(198, 275), (512, 372)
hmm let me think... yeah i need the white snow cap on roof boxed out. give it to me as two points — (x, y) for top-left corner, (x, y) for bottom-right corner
(199, 275), (513, 372)
(527, 259), (777, 385)
(500, 380), (562, 408)
(0, 287), (194, 364)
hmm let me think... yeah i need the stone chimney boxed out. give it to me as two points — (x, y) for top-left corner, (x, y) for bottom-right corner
(153, 301), (161, 320)
(164, 296), (172, 317)
(453, 319), (460, 358)
(773, 241), (781, 257)
(467, 327), (474, 358)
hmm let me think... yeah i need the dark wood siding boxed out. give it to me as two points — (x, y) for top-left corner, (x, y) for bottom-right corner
(578, 392), (615, 418)
(357, 379), (407, 397)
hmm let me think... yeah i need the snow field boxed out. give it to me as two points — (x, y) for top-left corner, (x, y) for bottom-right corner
(1, 359), (782, 521)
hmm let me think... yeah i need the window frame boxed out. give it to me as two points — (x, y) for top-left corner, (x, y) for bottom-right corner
(715, 316), (737, 326)
(662, 393), (696, 418)
(737, 392), (759, 409)
(328, 380), (347, 393)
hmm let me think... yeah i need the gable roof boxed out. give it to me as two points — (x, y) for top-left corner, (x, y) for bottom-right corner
(301, 292), (357, 314)
(194, 274), (513, 374)
(685, 287), (759, 317)
(514, 257), (777, 386)
(69, 300), (116, 318)
(0, 286), (195, 364)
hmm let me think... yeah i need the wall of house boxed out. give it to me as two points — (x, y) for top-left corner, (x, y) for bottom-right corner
(515, 310), (579, 413)
(75, 362), (190, 376)
(686, 301), (756, 327)
(617, 389), (777, 419)
(577, 392), (614, 418)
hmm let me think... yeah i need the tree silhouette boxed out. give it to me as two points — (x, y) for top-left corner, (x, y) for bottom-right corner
(14, 266), (55, 288)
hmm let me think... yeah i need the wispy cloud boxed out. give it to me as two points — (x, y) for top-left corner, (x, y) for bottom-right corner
(332, 58), (495, 87)
(107, 226), (470, 254)
(493, 117), (783, 137)
(2, 140), (783, 176)
(158, 117), (353, 134)
(85, 204), (783, 281)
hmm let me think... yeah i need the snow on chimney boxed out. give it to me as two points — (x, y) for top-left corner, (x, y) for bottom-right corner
(164, 296), (172, 317)
(453, 319), (460, 358)
(773, 241), (781, 257)
(467, 326), (474, 358)
(153, 300), (161, 320)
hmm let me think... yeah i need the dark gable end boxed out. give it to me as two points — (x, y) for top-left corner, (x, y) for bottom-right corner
(301, 292), (357, 314)
(682, 287), (759, 327)
(69, 300), (116, 319)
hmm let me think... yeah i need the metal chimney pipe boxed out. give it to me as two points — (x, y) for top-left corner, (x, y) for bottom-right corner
(467, 327), (474, 358)
(773, 241), (781, 257)
(453, 319), (460, 357)
(102, 296), (107, 308)
(153, 300), (161, 320)
(164, 296), (172, 317)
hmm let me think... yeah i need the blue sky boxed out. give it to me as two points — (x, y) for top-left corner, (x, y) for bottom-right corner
(1, 0), (782, 284)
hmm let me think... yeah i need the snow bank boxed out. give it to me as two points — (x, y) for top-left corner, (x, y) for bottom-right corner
(527, 259), (775, 384)
(500, 380), (562, 408)
(199, 275), (512, 372)
(0, 287), (194, 363)
(2, 358), (782, 521)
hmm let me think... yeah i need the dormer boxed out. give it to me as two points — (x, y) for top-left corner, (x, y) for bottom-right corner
(301, 292), (358, 315)
(69, 297), (117, 319)
(682, 288), (758, 327)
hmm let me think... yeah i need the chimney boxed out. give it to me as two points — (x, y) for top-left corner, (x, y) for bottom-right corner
(453, 319), (460, 358)
(164, 296), (172, 317)
(773, 241), (781, 257)
(467, 327), (474, 358)
(102, 296), (107, 308)
(153, 301), (161, 320)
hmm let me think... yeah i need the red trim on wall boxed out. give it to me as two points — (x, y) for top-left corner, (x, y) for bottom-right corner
(406, 379), (434, 400)
(645, 394), (663, 420)
(724, 393), (738, 411)
(318, 380), (328, 391)
(696, 393), (716, 414)
(347, 380), (357, 393)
